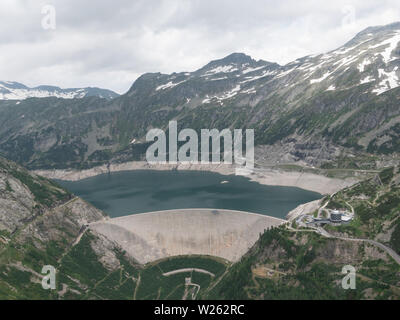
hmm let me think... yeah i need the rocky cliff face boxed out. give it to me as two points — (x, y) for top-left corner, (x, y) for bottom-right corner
(0, 156), (71, 233)
(0, 156), (140, 299)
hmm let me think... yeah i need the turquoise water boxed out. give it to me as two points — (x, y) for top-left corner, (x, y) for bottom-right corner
(57, 170), (321, 219)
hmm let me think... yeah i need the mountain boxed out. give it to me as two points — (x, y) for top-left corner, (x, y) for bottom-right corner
(0, 155), (141, 299)
(0, 81), (119, 100)
(206, 225), (400, 300)
(206, 166), (400, 300)
(1, 22), (400, 170)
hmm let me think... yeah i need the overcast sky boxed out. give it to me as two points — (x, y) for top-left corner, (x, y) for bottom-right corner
(1, 0), (400, 94)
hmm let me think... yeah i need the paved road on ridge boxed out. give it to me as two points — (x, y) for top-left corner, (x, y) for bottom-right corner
(314, 227), (400, 265)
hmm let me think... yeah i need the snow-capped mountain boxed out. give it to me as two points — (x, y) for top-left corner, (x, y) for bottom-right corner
(0, 81), (119, 100)
(1, 22), (400, 170)
(133, 21), (400, 107)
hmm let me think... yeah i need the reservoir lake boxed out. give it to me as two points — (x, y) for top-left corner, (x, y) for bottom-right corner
(57, 170), (321, 219)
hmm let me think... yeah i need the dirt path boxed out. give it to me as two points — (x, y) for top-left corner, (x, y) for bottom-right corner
(133, 274), (141, 300)
(57, 225), (88, 263)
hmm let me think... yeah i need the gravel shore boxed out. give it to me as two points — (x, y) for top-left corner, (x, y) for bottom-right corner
(33, 161), (357, 194)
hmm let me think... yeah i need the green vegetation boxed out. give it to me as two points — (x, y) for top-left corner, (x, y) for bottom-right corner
(206, 226), (400, 300)
(325, 167), (400, 239)
(390, 220), (400, 255)
(10, 169), (69, 206)
(0, 156), (142, 300)
(5, 180), (13, 192)
(379, 167), (395, 185)
(57, 232), (140, 300)
(154, 256), (228, 276)
(136, 255), (228, 300)
(59, 233), (109, 287)
(0, 230), (141, 300)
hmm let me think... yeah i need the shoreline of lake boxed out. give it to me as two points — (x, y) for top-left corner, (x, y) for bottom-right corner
(33, 160), (357, 195)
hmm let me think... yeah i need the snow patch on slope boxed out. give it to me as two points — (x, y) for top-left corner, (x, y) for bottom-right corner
(358, 58), (372, 72)
(360, 76), (375, 84)
(310, 71), (332, 84)
(372, 67), (400, 95)
(203, 65), (239, 76)
(156, 80), (186, 91)
(242, 66), (266, 74)
(370, 32), (400, 64)
(240, 70), (276, 83)
(202, 85), (241, 104)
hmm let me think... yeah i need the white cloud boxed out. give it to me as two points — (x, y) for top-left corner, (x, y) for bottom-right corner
(0, 0), (400, 93)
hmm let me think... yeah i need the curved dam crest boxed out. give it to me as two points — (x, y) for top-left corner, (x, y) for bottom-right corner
(90, 209), (286, 263)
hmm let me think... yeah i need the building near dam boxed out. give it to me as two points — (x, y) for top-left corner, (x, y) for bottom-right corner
(89, 208), (286, 264)
(305, 208), (354, 226)
(330, 210), (342, 223)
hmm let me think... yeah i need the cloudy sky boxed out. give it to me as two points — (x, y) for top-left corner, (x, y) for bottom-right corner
(1, 0), (400, 94)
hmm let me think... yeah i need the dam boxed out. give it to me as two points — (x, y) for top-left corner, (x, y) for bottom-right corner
(90, 208), (286, 263)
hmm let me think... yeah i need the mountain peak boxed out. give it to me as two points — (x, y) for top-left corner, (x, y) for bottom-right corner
(216, 52), (254, 64)
(196, 52), (277, 75)
(203, 53), (261, 69)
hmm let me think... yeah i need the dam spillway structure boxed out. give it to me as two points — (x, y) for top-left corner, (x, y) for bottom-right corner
(89, 208), (286, 264)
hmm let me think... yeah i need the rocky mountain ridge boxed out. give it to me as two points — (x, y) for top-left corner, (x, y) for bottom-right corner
(0, 81), (119, 100)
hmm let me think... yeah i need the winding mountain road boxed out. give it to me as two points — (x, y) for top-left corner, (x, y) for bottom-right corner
(288, 225), (400, 265)
(314, 227), (400, 265)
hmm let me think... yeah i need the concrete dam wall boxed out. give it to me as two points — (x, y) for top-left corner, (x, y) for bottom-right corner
(89, 209), (286, 264)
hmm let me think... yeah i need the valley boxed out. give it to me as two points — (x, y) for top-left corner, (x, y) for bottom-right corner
(0, 154), (399, 300)
(0, 20), (400, 300)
